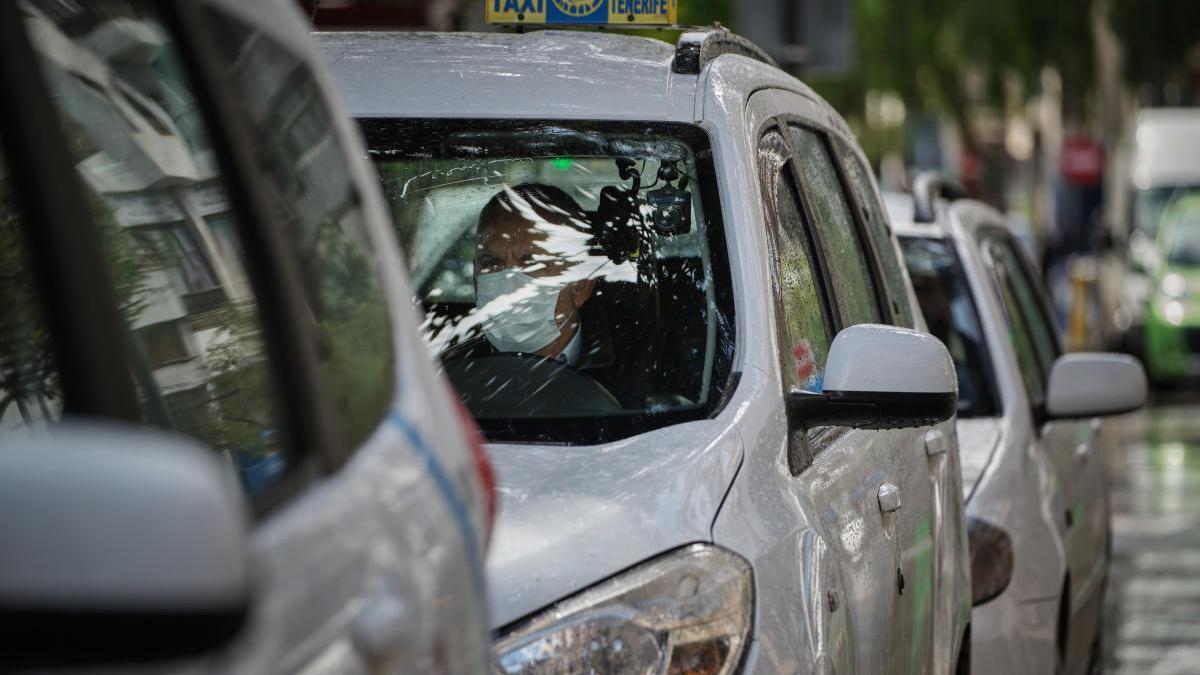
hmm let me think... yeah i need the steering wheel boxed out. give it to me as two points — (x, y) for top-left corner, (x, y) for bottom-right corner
(442, 352), (622, 418)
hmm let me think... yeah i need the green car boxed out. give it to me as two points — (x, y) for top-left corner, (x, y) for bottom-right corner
(1145, 194), (1200, 382)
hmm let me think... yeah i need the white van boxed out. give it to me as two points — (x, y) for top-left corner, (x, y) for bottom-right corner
(1108, 108), (1200, 352)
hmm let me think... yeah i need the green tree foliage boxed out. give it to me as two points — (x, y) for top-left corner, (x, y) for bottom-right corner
(1110, 0), (1200, 96)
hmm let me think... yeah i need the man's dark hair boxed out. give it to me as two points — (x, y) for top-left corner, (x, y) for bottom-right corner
(478, 183), (591, 234)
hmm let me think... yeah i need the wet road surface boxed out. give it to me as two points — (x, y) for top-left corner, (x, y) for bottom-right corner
(1103, 396), (1200, 673)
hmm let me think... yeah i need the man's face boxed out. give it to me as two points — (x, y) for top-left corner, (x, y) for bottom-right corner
(474, 211), (596, 354)
(475, 212), (572, 280)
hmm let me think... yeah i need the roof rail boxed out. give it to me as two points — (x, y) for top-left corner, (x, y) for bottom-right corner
(912, 171), (968, 223)
(672, 27), (778, 75)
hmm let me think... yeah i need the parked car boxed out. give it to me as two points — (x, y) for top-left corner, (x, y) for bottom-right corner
(1105, 108), (1200, 356)
(323, 26), (972, 674)
(0, 0), (493, 672)
(890, 178), (1147, 675)
(1144, 194), (1200, 382)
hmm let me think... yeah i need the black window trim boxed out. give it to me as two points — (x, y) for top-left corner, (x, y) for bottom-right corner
(163, 0), (354, 514)
(776, 118), (893, 327)
(0, 0), (142, 424)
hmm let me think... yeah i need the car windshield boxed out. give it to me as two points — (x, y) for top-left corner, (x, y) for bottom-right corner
(900, 236), (999, 418)
(1134, 185), (1200, 238)
(360, 120), (735, 444)
(1165, 210), (1200, 267)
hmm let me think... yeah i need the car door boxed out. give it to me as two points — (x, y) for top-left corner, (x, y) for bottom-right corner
(784, 122), (940, 673)
(6, 1), (489, 672)
(837, 138), (969, 675)
(754, 112), (936, 671)
(980, 230), (1106, 668)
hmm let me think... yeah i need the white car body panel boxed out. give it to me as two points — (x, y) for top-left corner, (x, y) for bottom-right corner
(893, 198), (1111, 675)
(323, 30), (971, 674)
(132, 2), (493, 671)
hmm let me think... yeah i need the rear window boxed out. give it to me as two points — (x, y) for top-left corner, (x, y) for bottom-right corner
(900, 236), (999, 418)
(361, 120), (735, 444)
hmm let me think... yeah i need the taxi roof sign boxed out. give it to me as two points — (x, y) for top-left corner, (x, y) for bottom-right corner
(486, 0), (677, 27)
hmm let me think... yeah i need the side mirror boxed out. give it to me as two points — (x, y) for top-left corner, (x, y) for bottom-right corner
(0, 423), (251, 669)
(1045, 352), (1147, 419)
(787, 324), (958, 430)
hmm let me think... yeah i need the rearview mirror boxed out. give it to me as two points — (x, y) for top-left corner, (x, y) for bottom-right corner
(1045, 353), (1147, 419)
(787, 324), (957, 430)
(0, 423), (250, 669)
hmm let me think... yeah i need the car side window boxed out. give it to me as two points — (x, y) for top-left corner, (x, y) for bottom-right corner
(839, 144), (915, 328)
(0, 140), (64, 436)
(201, 10), (396, 457)
(759, 130), (830, 394)
(788, 125), (882, 327)
(24, 1), (291, 497)
(992, 239), (1059, 374)
(983, 238), (1047, 409)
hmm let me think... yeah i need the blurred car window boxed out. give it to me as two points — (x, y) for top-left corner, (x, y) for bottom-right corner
(1165, 210), (1200, 266)
(759, 129), (830, 394)
(788, 125), (881, 326)
(991, 237), (1058, 374)
(360, 119), (735, 444)
(900, 236), (999, 417)
(840, 145), (914, 327)
(201, 9), (395, 456)
(984, 238), (1048, 408)
(24, 0), (289, 497)
(0, 139), (64, 436)
(1135, 185), (1200, 239)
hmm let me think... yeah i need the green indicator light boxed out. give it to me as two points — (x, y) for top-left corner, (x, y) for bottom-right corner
(550, 157), (573, 171)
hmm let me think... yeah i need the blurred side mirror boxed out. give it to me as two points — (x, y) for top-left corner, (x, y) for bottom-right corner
(1045, 353), (1147, 419)
(0, 423), (250, 669)
(787, 324), (958, 430)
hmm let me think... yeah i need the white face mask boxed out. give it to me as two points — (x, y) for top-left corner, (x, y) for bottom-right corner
(475, 270), (566, 354)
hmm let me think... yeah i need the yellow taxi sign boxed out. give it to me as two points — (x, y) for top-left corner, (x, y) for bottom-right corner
(486, 0), (677, 26)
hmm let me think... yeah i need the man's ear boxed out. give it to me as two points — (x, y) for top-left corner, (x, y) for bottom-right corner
(571, 278), (596, 308)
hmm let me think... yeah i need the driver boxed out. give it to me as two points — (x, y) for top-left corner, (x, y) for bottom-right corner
(470, 183), (598, 362)
(441, 183), (639, 401)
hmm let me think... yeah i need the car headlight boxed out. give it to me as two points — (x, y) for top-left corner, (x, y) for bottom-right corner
(968, 517), (1013, 606)
(1160, 273), (1189, 300)
(493, 544), (753, 675)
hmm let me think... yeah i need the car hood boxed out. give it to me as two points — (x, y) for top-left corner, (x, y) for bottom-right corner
(956, 417), (1003, 500)
(484, 420), (743, 628)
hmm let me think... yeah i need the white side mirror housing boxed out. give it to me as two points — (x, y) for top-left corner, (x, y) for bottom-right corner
(788, 324), (958, 430)
(0, 422), (251, 668)
(1045, 352), (1147, 419)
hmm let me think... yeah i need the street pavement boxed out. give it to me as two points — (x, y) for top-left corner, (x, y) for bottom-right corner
(1102, 394), (1200, 673)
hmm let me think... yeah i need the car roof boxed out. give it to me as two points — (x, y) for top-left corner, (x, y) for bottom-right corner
(319, 30), (681, 120)
(885, 190), (1014, 244)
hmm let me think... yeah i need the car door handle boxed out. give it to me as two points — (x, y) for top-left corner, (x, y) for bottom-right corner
(924, 428), (948, 456)
(878, 483), (902, 513)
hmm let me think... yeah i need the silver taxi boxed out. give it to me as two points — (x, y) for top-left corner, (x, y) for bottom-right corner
(890, 179), (1147, 675)
(0, 0), (492, 672)
(324, 27), (970, 673)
